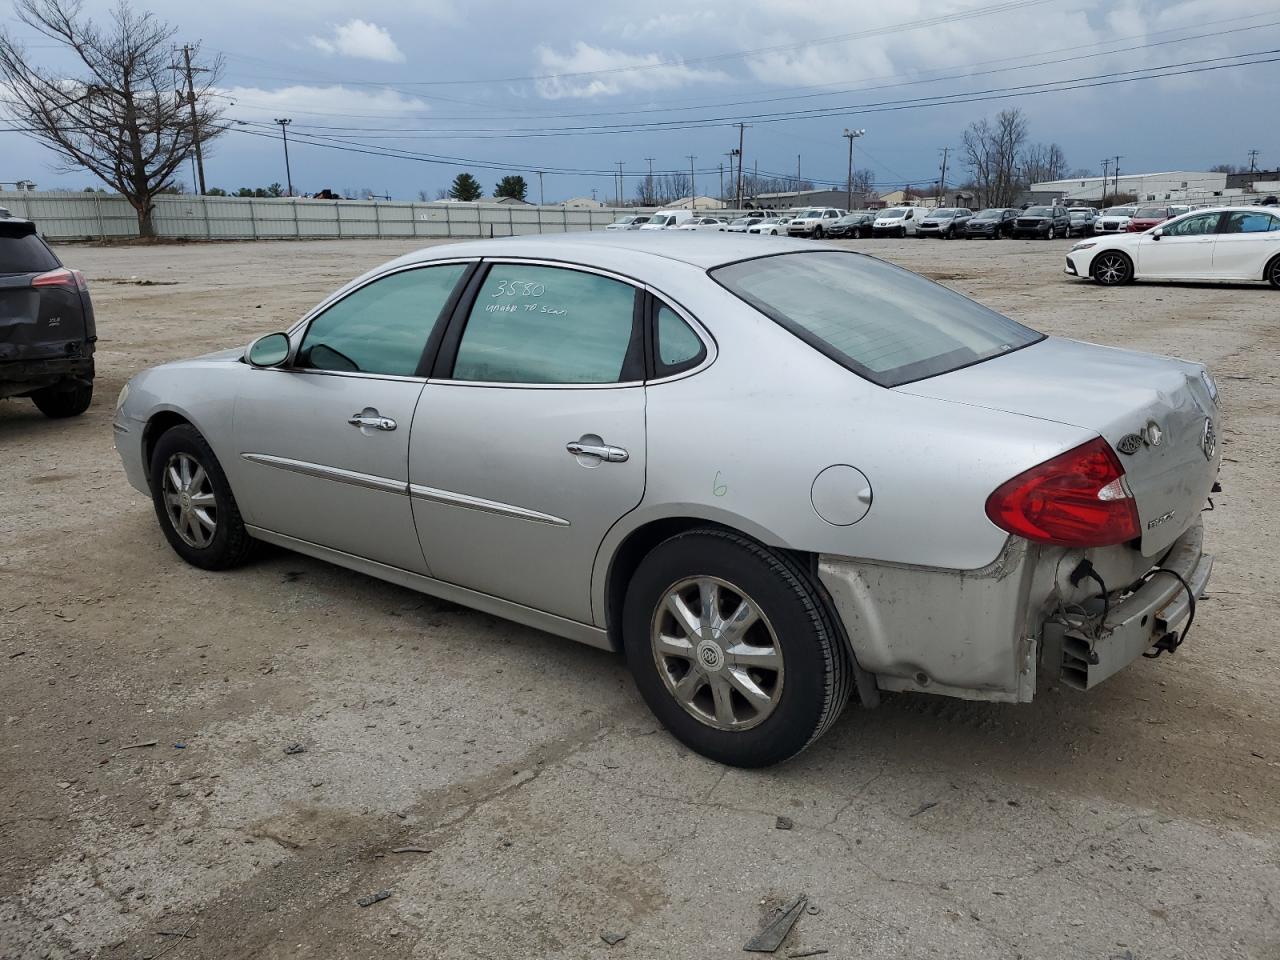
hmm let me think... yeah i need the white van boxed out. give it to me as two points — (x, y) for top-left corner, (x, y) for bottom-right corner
(638, 210), (695, 230)
(872, 206), (925, 237)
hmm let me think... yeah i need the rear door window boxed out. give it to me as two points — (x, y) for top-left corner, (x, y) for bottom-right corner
(450, 264), (640, 384)
(1220, 211), (1279, 234)
(0, 227), (59, 275)
(711, 251), (1042, 387)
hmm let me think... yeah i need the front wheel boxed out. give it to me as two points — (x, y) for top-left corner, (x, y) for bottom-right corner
(31, 380), (92, 418)
(623, 529), (854, 767)
(1092, 250), (1134, 286)
(1046, 225), (1056, 240)
(149, 424), (257, 570)
(813, 226), (824, 239)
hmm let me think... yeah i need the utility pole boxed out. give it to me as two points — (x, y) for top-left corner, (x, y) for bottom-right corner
(937, 145), (950, 203)
(1113, 155), (1122, 200)
(735, 123), (748, 209)
(614, 161), (624, 207)
(1100, 158), (1111, 206)
(644, 157), (655, 205)
(179, 44), (208, 195)
(536, 170), (544, 206)
(718, 163), (724, 201)
(686, 155), (696, 207)
(1248, 149), (1260, 173)
(274, 119), (293, 198)
(796, 153), (801, 195)
(843, 128), (865, 211)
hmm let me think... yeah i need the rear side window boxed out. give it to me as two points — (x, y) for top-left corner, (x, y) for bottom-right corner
(0, 227), (59, 274)
(711, 251), (1042, 387)
(451, 264), (640, 384)
(654, 304), (706, 376)
(1221, 211), (1279, 234)
(299, 264), (467, 376)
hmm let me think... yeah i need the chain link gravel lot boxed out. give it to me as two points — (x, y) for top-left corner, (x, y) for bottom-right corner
(1, 236), (1277, 960)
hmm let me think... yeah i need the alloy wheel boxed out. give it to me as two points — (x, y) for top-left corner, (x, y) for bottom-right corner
(162, 452), (217, 548)
(650, 576), (784, 731)
(1094, 252), (1131, 285)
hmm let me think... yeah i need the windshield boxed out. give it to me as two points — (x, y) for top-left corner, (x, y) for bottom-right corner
(1023, 207), (1052, 217)
(632, 216), (650, 224)
(879, 208), (905, 218)
(731, 218), (753, 226)
(975, 209), (1004, 218)
(928, 209), (957, 217)
(1135, 206), (1168, 218)
(711, 251), (1042, 387)
(1068, 209), (1091, 218)
(800, 209), (822, 218)
(1103, 207), (1136, 217)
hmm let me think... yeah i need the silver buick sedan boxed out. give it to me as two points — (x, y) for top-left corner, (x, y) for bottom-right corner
(114, 234), (1219, 767)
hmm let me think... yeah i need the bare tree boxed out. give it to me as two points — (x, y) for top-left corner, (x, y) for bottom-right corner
(0, 0), (226, 237)
(962, 108), (1027, 207)
(634, 173), (659, 206)
(1021, 142), (1067, 186)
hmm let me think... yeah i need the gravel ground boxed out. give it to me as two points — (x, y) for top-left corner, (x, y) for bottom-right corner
(1, 236), (1277, 960)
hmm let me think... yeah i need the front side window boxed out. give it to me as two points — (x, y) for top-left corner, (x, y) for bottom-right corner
(712, 251), (1042, 387)
(1163, 213), (1220, 237)
(1220, 211), (1279, 234)
(298, 264), (467, 376)
(452, 264), (639, 384)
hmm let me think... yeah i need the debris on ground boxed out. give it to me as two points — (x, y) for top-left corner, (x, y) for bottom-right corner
(284, 743), (306, 755)
(744, 894), (808, 953)
(788, 950), (829, 958)
(390, 847), (431, 854)
(120, 740), (158, 750)
(355, 889), (391, 907)
(908, 800), (938, 817)
(775, 816), (794, 830)
(600, 931), (628, 945)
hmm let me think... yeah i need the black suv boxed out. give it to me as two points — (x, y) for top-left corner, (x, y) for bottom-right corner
(1011, 205), (1071, 240)
(965, 208), (1018, 238)
(0, 210), (96, 417)
(827, 211), (876, 239)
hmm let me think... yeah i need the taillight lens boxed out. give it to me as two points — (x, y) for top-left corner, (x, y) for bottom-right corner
(985, 437), (1140, 547)
(32, 268), (87, 291)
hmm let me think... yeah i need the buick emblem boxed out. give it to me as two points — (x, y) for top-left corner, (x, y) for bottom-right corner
(1116, 433), (1144, 456)
(1143, 420), (1163, 447)
(1200, 418), (1216, 461)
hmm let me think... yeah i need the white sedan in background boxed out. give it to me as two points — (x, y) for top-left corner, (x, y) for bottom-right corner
(676, 217), (730, 232)
(746, 217), (789, 235)
(1066, 206), (1280, 287)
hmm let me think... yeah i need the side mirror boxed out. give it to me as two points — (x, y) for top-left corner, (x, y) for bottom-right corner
(1151, 228), (1163, 240)
(246, 332), (291, 368)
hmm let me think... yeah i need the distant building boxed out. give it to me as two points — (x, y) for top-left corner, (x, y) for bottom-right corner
(661, 195), (727, 210)
(876, 190), (932, 208)
(1028, 171), (1234, 206)
(561, 196), (605, 209)
(1225, 169), (1280, 191)
(489, 195), (531, 205)
(751, 189), (860, 211)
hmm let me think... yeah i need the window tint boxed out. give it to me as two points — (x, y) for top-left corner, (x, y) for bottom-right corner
(452, 264), (638, 384)
(298, 264), (466, 376)
(655, 304), (705, 374)
(1221, 211), (1279, 234)
(712, 251), (1042, 387)
(0, 229), (59, 274)
(1163, 213), (1220, 237)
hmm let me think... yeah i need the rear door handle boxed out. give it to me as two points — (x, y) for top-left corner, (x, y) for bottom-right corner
(348, 411), (397, 431)
(566, 440), (629, 462)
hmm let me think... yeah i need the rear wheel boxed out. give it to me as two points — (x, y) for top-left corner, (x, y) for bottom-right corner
(149, 424), (257, 570)
(623, 528), (854, 767)
(1092, 250), (1134, 286)
(1267, 255), (1280, 289)
(31, 379), (92, 418)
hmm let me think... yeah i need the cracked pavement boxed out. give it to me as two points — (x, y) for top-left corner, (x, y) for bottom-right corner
(2, 237), (1278, 959)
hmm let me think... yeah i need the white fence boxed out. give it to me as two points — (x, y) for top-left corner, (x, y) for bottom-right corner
(0, 192), (752, 242)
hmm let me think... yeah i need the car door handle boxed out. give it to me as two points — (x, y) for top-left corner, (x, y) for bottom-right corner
(348, 412), (397, 431)
(566, 440), (629, 462)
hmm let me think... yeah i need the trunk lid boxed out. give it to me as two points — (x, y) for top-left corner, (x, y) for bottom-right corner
(0, 224), (89, 365)
(897, 337), (1220, 556)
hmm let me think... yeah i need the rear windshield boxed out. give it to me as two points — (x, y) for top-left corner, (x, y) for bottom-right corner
(0, 227), (59, 274)
(1135, 207), (1168, 218)
(711, 251), (1043, 387)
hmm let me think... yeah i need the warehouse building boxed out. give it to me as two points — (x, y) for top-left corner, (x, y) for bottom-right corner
(1027, 170), (1237, 206)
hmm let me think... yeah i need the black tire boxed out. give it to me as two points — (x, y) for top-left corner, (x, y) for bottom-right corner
(622, 528), (854, 768)
(149, 424), (257, 570)
(898, 227), (906, 238)
(1046, 225), (1056, 240)
(813, 226), (824, 239)
(1092, 250), (1134, 286)
(1267, 255), (1280, 289)
(31, 379), (92, 418)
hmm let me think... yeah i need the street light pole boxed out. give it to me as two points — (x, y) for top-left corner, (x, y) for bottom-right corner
(274, 118), (293, 197)
(536, 170), (544, 206)
(842, 128), (865, 210)
(687, 155), (696, 208)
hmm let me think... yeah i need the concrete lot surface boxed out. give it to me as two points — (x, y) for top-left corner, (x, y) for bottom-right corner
(1, 236), (1277, 959)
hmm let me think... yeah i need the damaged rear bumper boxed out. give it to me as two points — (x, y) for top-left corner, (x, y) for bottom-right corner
(1044, 523), (1212, 690)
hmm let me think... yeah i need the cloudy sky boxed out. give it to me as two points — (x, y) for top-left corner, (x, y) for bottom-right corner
(2, 0), (1277, 201)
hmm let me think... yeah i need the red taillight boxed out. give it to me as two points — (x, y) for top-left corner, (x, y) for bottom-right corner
(32, 268), (87, 291)
(985, 437), (1140, 547)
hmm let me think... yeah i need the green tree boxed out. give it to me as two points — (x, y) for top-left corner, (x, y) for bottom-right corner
(449, 173), (482, 202)
(206, 187), (227, 196)
(494, 175), (527, 201)
(266, 182), (284, 198)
